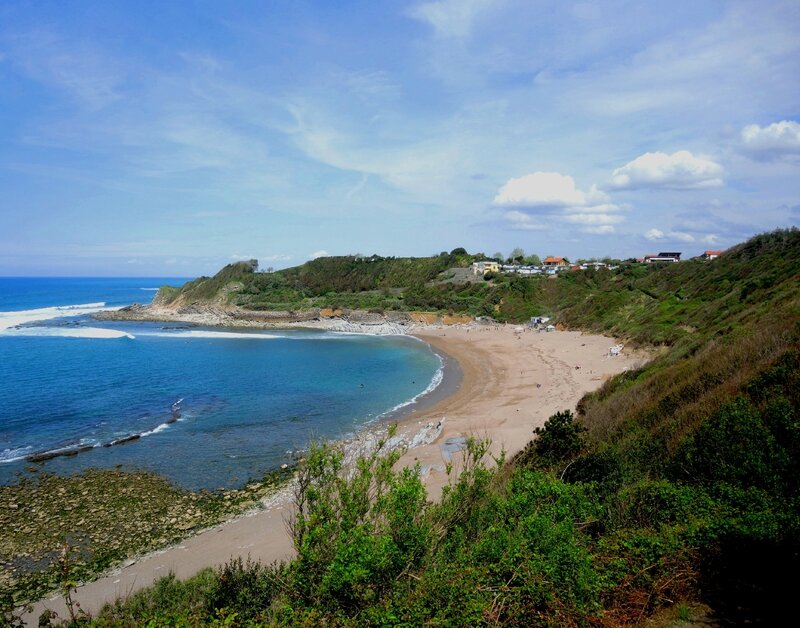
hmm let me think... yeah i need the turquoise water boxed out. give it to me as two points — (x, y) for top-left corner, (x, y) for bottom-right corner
(0, 278), (442, 489)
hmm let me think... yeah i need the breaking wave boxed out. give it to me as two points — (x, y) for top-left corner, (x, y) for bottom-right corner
(142, 330), (284, 340)
(4, 326), (134, 339)
(0, 302), (115, 332)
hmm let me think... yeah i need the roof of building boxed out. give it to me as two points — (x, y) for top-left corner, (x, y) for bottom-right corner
(704, 250), (722, 255)
(543, 256), (565, 263)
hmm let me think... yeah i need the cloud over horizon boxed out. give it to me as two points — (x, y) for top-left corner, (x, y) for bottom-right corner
(612, 151), (724, 190)
(741, 120), (800, 160)
(493, 172), (607, 208)
(493, 171), (625, 236)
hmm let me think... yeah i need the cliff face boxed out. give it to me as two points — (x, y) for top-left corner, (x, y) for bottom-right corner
(153, 260), (258, 310)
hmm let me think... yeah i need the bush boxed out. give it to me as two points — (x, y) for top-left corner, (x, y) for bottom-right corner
(517, 410), (587, 470)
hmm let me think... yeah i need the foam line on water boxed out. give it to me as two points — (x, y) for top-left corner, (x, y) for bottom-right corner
(0, 302), (116, 332)
(142, 330), (284, 340)
(4, 326), (134, 339)
(140, 422), (172, 437)
(380, 353), (445, 417)
(0, 445), (33, 463)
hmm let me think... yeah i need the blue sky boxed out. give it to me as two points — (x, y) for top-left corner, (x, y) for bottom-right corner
(1, 0), (798, 276)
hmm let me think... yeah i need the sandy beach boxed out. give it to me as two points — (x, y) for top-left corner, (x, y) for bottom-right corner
(26, 324), (643, 623)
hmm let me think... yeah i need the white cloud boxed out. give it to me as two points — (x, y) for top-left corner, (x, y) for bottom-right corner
(495, 171), (624, 234)
(503, 210), (545, 231)
(645, 228), (695, 243)
(702, 234), (721, 245)
(309, 250), (329, 259)
(493, 172), (606, 207)
(612, 151), (724, 189)
(230, 254), (256, 260)
(409, 0), (495, 38)
(671, 231), (695, 243)
(741, 120), (800, 159)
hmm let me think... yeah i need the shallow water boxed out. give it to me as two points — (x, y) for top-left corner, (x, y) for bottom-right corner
(0, 278), (442, 489)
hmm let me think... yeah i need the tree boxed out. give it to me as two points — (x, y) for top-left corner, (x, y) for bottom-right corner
(532, 410), (586, 468)
(509, 247), (525, 263)
(493, 252), (504, 262)
(524, 254), (541, 266)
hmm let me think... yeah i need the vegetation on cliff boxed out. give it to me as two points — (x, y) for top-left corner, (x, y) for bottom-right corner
(23, 229), (800, 626)
(157, 230), (799, 349)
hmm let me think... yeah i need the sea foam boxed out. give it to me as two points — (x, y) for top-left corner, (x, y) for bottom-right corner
(0, 302), (115, 332)
(0, 445), (33, 464)
(143, 330), (283, 340)
(4, 326), (135, 339)
(381, 352), (445, 417)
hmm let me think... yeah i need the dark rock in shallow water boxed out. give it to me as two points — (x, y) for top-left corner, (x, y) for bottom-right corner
(104, 434), (141, 447)
(26, 445), (94, 463)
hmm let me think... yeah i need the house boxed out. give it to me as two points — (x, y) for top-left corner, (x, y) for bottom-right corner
(542, 256), (569, 268)
(646, 251), (681, 263)
(701, 250), (722, 260)
(471, 260), (500, 276)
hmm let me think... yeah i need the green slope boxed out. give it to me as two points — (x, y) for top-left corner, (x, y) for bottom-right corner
(41, 229), (799, 627)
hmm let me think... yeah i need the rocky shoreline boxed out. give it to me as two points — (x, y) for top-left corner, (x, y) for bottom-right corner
(94, 302), (478, 335)
(1, 465), (295, 608)
(7, 417), (450, 612)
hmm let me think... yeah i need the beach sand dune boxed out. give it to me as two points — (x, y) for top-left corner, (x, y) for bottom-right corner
(26, 326), (642, 623)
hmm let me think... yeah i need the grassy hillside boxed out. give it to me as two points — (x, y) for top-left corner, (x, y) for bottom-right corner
(156, 252), (473, 311)
(28, 229), (799, 626)
(157, 231), (799, 352)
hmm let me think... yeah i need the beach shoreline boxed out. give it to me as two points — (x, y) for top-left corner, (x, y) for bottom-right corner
(22, 320), (646, 623)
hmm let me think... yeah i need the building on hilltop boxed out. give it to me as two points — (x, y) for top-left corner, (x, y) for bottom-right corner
(542, 256), (568, 268)
(645, 252), (682, 263)
(471, 260), (500, 276)
(701, 250), (723, 260)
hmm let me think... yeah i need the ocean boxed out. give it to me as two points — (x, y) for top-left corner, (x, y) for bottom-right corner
(0, 277), (443, 489)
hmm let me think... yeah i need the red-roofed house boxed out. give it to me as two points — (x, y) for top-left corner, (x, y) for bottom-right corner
(543, 256), (568, 268)
(701, 250), (722, 260)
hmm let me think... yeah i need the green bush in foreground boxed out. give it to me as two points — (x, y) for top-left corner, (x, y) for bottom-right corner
(79, 435), (613, 626)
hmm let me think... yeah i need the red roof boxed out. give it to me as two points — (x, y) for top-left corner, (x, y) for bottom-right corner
(543, 256), (564, 263)
(704, 250), (722, 255)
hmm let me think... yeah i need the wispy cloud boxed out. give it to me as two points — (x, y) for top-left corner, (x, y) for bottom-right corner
(408, 0), (497, 38)
(4, 29), (125, 110)
(1, 1), (798, 273)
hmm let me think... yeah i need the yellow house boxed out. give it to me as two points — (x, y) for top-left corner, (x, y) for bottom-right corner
(471, 261), (500, 275)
